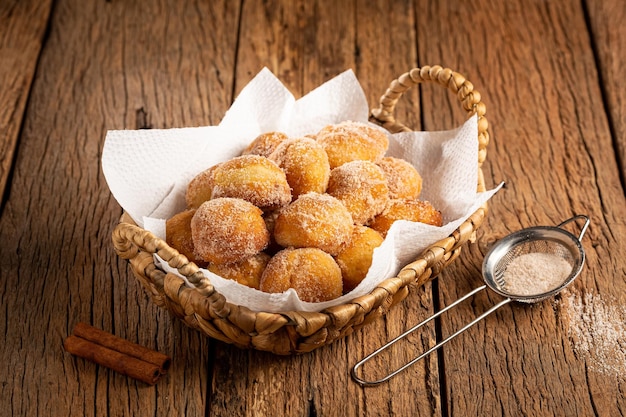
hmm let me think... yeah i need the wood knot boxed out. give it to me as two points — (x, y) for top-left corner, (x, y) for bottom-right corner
(136, 107), (152, 130)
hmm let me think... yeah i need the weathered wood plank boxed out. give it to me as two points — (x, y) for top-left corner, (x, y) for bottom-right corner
(585, 0), (626, 183)
(415, 0), (626, 415)
(0, 0), (52, 203)
(210, 1), (441, 416)
(0, 1), (240, 416)
(2, 0), (624, 416)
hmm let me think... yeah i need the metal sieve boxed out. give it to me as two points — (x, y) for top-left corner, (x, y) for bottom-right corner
(352, 215), (590, 387)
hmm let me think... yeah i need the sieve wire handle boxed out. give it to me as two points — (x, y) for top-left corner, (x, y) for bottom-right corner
(351, 285), (512, 387)
(557, 215), (590, 241)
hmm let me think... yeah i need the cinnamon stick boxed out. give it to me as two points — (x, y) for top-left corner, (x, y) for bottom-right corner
(64, 323), (171, 385)
(72, 322), (171, 372)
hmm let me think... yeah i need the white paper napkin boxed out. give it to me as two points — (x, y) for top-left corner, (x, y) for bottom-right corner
(103, 68), (502, 313)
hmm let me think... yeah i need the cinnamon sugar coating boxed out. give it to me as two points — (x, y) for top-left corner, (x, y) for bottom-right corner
(169, 122), (446, 303)
(165, 208), (207, 267)
(186, 164), (221, 209)
(208, 252), (271, 290)
(191, 198), (270, 264)
(269, 137), (330, 199)
(316, 121), (389, 168)
(260, 248), (343, 302)
(273, 192), (353, 256)
(211, 155), (291, 210)
(327, 160), (390, 225)
(377, 156), (423, 200)
(369, 199), (443, 237)
(262, 209), (283, 255)
(335, 225), (384, 292)
(242, 131), (289, 158)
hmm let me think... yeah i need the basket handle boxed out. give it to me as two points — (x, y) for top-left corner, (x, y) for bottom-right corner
(370, 65), (489, 167)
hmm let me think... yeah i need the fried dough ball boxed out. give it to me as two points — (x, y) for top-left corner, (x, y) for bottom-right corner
(269, 137), (331, 199)
(262, 209), (283, 255)
(369, 199), (443, 237)
(242, 131), (289, 158)
(327, 160), (390, 225)
(335, 226), (384, 292)
(207, 252), (270, 290)
(273, 192), (353, 256)
(185, 164), (220, 209)
(211, 155), (291, 210)
(377, 157), (423, 200)
(165, 209), (207, 267)
(191, 198), (270, 264)
(263, 209), (280, 236)
(259, 248), (343, 302)
(316, 121), (389, 168)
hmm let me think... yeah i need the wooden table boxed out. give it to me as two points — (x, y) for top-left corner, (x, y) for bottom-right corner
(2, 1), (625, 416)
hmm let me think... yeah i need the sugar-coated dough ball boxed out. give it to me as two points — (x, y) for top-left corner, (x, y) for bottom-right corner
(377, 157), (422, 200)
(273, 192), (353, 256)
(369, 199), (443, 237)
(242, 132), (289, 158)
(316, 121), (389, 168)
(208, 252), (270, 290)
(263, 209), (280, 235)
(211, 155), (291, 210)
(260, 248), (343, 302)
(191, 198), (270, 264)
(262, 209), (283, 255)
(165, 209), (207, 267)
(327, 160), (389, 225)
(185, 164), (221, 209)
(269, 137), (330, 199)
(335, 226), (384, 292)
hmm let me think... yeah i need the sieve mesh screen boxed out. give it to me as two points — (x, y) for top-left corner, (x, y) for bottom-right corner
(489, 238), (578, 298)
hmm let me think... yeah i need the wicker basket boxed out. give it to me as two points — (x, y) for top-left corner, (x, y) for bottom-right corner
(112, 65), (489, 355)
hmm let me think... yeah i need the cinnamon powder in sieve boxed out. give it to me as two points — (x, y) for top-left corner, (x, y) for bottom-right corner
(503, 252), (572, 296)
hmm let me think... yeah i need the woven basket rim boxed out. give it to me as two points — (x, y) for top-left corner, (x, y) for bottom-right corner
(111, 65), (491, 353)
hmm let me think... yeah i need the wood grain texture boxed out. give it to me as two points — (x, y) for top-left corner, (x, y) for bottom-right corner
(0, 1), (239, 416)
(1, 0), (625, 416)
(0, 0), (52, 202)
(583, 0), (626, 184)
(416, 0), (626, 415)
(220, 1), (441, 416)
(585, 0), (626, 182)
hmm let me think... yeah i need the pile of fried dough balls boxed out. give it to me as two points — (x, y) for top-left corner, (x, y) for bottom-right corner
(165, 121), (442, 303)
